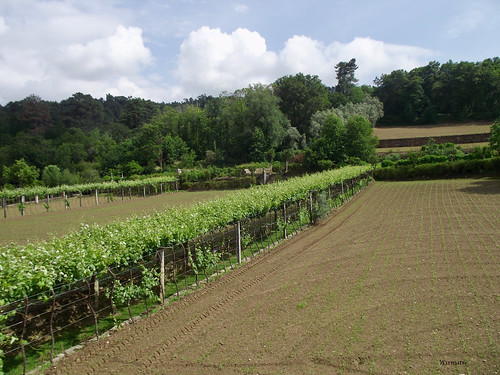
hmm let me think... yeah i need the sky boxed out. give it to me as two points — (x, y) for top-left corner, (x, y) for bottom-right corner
(0, 0), (499, 105)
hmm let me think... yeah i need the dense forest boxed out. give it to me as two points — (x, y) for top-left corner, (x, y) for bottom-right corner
(0, 57), (498, 187)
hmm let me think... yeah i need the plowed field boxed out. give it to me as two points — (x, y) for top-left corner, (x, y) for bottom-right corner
(45, 179), (500, 375)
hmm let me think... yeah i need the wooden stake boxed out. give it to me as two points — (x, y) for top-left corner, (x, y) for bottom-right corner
(283, 202), (287, 238)
(159, 248), (165, 304)
(236, 221), (242, 264)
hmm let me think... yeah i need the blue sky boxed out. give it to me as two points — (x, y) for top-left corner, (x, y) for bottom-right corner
(0, 0), (498, 104)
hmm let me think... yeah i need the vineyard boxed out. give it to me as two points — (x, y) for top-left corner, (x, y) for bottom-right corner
(0, 166), (372, 373)
(38, 177), (498, 375)
(0, 176), (178, 218)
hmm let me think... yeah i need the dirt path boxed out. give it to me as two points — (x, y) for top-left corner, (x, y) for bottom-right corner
(45, 179), (500, 375)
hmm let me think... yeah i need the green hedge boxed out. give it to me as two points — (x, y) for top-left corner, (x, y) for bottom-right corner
(374, 157), (500, 180)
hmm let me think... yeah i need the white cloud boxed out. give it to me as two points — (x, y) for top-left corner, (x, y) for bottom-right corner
(172, 27), (434, 99)
(57, 26), (153, 81)
(0, 17), (9, 35)
(232, 3), (249, 13)
(0, 0), (156, 103)
(0, 1), (436, 105)
(175, 27), (277, 94)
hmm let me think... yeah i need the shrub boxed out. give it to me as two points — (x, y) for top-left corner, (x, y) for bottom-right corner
(374, 157), (500, 180)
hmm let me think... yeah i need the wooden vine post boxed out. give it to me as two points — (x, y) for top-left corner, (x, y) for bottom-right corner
(158, 248), (165, 304)
(282, 202), (287, 239)
(20, 195), (25, 216)
(49, 289), (56, 363)
(21, 296), (29, 374)
(85, 278), (99, 340)
(236, 220), (242, 264)
(308, 190), (314, 224)
(2, 197), (6, 218)
(95, 189), (99, 206)
(107, 267), (116, 315)
(93, 275), (100, 310)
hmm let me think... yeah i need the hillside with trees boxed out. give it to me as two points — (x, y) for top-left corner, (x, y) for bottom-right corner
(0, 57), (498, 188)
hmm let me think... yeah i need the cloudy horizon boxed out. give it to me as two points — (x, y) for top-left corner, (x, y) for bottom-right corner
(0, 0), (498, 105)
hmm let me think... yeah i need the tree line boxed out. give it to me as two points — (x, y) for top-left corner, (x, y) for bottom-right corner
(0, 57), (497, 187)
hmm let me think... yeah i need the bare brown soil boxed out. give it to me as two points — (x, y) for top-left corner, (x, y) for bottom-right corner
(44, 179), (500, 375)
(377, 133), (490, 148)
(374, 122), (492, 139)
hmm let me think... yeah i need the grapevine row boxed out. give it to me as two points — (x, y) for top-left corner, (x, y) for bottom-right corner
(0, 166), (371, 304)
(0, 175), (178, 200)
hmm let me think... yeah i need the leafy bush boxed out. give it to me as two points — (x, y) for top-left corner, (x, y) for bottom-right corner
(381, 160), (396, 168)
(374, 157), (500, 180)
(417, 155), (448, 164)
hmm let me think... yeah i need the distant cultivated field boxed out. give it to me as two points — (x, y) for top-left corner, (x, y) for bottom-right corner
(0, 190), (230, 246)
(374, 122), (492, 140)
(46, 178), (500, 375)
(376, 142), (490, 154)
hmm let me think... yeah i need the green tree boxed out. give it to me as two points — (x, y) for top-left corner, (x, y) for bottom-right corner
(249, 127), (267, 162)
(344, 115), (378, 162)
(489, 119), (500, 154)
(59, 92), (104, 131)
(163, 134), (189, 166)
(3, 158), (39, 187)
(374, 70), (424, 124)
(304, 115), (346, 170)
(42, 165), (62, 187)
(273, 73), (330, 140)
(330, 96), (384, 127)
(335, 58), (359, 96)
(123, 160), (144, 177)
